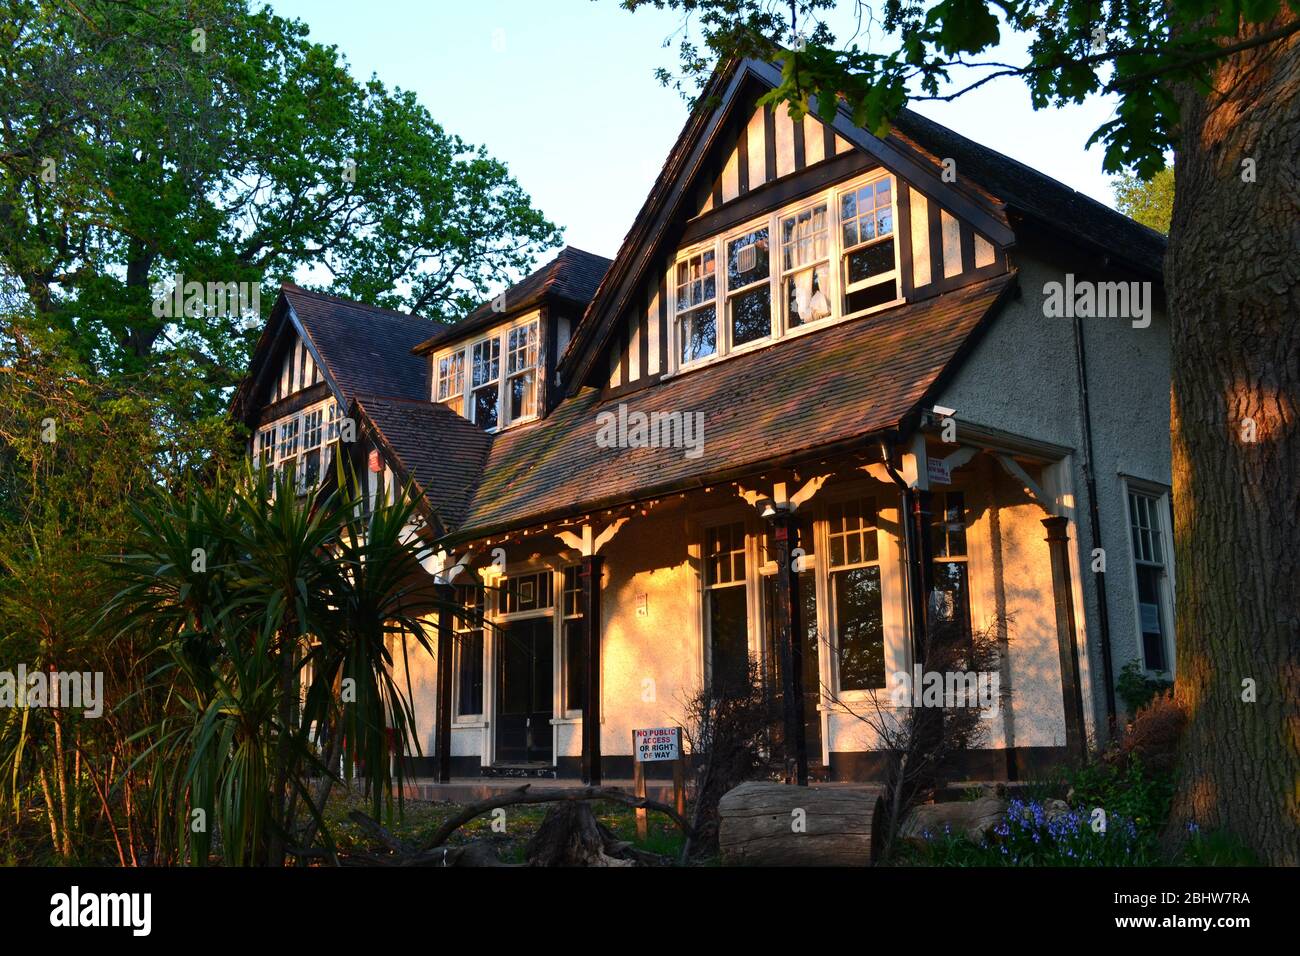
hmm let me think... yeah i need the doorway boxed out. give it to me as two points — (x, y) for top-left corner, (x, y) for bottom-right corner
(495, 617), (554, 764)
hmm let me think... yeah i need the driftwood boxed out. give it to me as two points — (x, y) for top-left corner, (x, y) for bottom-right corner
(525, 802), (636, 867)
(420, 784), (694, 851)
(718, 781), (882, 866)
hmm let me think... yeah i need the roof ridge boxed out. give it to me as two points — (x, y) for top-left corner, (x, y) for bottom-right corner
(281, 283), (443, 326)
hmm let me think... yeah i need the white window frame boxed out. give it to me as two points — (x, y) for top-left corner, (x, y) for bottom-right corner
(1122, 478), (1176, 676)
(431, 312), (542, 432)
(252, 398), (338, 493)
(668, 169), (902, 375)
(674, 244), (719, 366)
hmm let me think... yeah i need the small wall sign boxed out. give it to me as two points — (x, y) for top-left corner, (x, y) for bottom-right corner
(634, 726), (681, 762)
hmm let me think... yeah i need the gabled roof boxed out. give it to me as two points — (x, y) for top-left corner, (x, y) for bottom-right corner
(282, 285), (439, 404)
(444, 272), (1016, 543)
(889, 109), (1166, 280)
(562, 56), (1165, 396)
(413, 246), (612, 355)
(353, 395), (494, 536)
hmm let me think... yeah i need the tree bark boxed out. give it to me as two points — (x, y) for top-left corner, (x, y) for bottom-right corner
(1165, 10), (1300, 864)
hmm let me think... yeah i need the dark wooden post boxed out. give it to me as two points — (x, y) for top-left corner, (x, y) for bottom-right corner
(1042, 516), (1088, 762)
(768, 510), (808, 786)
(434, 582), (455, 784)
(580, 554), (604, 785)
(909, 489), (937, 658)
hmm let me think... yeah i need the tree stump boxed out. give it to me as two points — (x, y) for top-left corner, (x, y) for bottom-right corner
(898, 795), (1008, 845)
(718, 781), (882, 866)
(525, 802), (635, 867)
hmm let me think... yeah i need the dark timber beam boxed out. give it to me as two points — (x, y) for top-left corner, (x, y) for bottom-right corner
(768, 510), (808, 786)
(580, 554), (605, 786)
(434, 582), (455, 784)
(1042, 517), (1088, 763)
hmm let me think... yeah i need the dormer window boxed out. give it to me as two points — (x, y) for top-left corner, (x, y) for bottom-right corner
(471, 338), (501, 429)
(436, 351), (465, 416)
(669, 170), (900, 375)
(433, 314), (542, 432)
(253, 399), (338, 493)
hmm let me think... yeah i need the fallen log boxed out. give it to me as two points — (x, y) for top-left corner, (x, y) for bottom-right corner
(420, 784), (694, 851)
(718, 781), (882, 866)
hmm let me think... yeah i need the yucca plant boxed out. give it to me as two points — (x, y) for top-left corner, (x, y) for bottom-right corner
(105, 462), (447, 865)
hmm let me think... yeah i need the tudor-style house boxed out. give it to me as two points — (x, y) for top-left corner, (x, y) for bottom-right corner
(232, 57), (1172, 785)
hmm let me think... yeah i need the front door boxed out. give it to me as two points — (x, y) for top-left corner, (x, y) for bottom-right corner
(495, 618), (554, 764)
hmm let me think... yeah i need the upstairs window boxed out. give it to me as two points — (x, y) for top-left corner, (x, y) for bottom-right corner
(436, 350), (466, 416)
(434, 317), (541, 432)
(676, 248), (717, 364)
(471, 337), (501, 430)
(726, 227), (772, 348)
(255, 400), (337, 493)
(840, 177), (898, 313)
(669, 171), (901, 373)
(782, 203), (831, 329)
(506, 322), (539, 422)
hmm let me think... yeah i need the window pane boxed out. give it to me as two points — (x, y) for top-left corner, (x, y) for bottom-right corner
(785, 263), (831, 327)
(845, 279), (898, 314)
(564, 619), (586, 712)
(472, 339), (499, 387)
(782, 203), (828, 271)
(835, 566), (885, 690)
(930, 560), (971, 642)
(730, 285), (771, 347)
(679, 303), (717, 364)
(509, 370), (536, 420)
(709, 585), (750, 698)
(727, 228), (770, 288)
(846, 241), (895, 286)
(473, 385), (498, 429)
(457, 629), (484, 716)
(1136, 565), (1167, 670)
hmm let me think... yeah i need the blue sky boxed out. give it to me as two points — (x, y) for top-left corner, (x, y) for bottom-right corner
(268, 0), (1126, 268)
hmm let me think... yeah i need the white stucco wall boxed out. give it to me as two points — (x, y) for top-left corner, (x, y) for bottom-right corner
(936, 253), (1172, 737)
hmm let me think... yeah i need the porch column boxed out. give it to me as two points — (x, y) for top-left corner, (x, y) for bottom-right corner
(1042, 517), (1088, 762)
(768, 510), (808, 786)
(580, 554), (604, 786)
(434, 583), (455, 784)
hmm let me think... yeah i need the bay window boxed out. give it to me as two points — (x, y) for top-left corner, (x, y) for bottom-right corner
(670, 171), (900, 372)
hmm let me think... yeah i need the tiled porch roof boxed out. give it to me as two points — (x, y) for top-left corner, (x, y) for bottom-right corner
(446, 271), (1017, 543)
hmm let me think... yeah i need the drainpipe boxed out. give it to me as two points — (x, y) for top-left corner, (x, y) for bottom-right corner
(1070, 308), (1117, 737)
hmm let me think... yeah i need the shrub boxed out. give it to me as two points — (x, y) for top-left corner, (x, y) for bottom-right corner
(1116, 659), (1173, 714)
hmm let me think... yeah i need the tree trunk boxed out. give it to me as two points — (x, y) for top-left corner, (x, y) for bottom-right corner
(1165, 11), (1300, 864)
